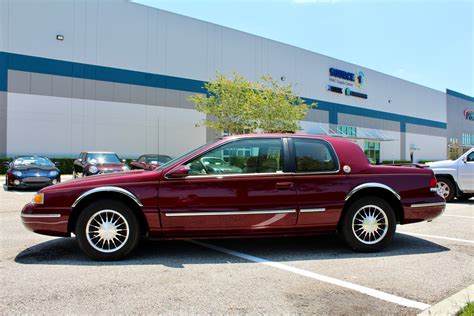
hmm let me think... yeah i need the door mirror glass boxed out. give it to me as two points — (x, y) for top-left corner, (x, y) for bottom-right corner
(166, 165), (190, 179)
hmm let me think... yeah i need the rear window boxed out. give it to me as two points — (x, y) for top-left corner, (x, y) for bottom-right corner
(293, 138), (338, 172)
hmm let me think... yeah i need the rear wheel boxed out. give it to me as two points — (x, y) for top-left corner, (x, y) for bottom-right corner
(341, 196), (396, 252)
(436, 177), (455, 202)
(75, 199), (140, 261)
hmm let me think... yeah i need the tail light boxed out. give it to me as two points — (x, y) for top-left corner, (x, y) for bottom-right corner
(430, 175), (438, 192)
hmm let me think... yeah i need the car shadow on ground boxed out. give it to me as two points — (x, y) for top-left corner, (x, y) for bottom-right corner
(3, 185), (38, 193)
(450, 199), (474, 205)
(15, 233), (449, 267)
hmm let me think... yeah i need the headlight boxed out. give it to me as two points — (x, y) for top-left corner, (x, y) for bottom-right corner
(32, 193), (44, 205)
(122, 165), (130, 171)
(89, 166), (98, 174)
(49, 170), (59, 177)
(12, 170), (22, 177)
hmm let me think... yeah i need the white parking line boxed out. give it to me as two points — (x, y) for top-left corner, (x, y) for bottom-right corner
(398, 232), (474, 244)
(443, 215), (474, 219)
(190, 240), (431, 310)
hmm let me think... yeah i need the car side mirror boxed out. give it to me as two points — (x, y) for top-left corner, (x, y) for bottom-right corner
(77, 158), (82, 163)
(462, 156), (467, 163)
(2, 161), (10, 167)
(166, 165), (190, 179)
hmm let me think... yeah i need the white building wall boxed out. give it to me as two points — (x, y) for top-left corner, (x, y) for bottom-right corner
(405, 133), (447, 162)
(7, 93), (206, 157)
(1, 0), (447, 123)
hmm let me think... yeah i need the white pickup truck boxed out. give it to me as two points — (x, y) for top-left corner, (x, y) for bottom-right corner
(426, 148), (474, 202)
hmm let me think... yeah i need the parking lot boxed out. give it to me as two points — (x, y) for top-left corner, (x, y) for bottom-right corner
(1, 175), (473, 314)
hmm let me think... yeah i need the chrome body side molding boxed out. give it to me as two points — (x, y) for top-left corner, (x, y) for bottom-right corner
(410, 202), (446, 208)
(71, 186), (144, 208)
(21, 213), (61, 218)
(299, 208), (326, 213)
(165, 209), (296, 217)
(345, 183), (401, 201)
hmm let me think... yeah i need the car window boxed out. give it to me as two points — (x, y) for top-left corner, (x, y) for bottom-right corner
(138, 156), (146, 163)
(14, 156), (54, 167)
(293, 138), (338, 172)
(467, 152), (474, 162)
(185, 138), (283, 175)
(86, 153), (121, 164)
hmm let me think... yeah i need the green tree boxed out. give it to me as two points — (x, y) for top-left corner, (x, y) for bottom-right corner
(188, 72), (315, 135)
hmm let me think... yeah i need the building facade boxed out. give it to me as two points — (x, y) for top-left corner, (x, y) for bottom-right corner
(0, 0), (470, 162)
(446, 89), (474, 158)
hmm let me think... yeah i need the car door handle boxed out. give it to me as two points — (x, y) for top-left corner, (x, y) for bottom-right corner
(276, 182), (294, 190)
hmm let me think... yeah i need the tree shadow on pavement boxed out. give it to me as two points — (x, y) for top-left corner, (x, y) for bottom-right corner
(15, 233), (449, 267)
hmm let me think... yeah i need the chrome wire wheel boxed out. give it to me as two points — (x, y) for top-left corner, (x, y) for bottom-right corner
(86, 209), (130, 253)
(437, 182), (450, 199)
(352, 205), (389, 245)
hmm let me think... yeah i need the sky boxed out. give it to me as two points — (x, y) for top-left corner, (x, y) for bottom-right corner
(134, 0), (473, 96)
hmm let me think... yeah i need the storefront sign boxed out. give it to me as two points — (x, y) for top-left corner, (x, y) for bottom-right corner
(465, 109), (474, 121)
(328, 67), (367, 99)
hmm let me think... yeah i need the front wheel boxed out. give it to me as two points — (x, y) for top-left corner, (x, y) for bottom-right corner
(436, 177), (455, 202)
(340, 196), (396, 252)
(75, 200), (140, 260)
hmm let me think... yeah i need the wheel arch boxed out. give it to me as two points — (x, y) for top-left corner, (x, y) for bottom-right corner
(68, 187), (149, 236)
(339, 183), (404, 228)
(435, 174), (460, 195)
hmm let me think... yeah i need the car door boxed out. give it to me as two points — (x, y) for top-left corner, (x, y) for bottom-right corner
(458, 150), (474, 191)
(289, 138), (345, 228)
(158, 138), (298, 235)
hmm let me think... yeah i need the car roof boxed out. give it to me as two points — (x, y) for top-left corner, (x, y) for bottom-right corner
(84, 151), (117, 154)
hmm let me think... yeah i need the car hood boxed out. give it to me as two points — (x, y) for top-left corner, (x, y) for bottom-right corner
(426, 160), (456, 168)
(43, 169), (162, 192)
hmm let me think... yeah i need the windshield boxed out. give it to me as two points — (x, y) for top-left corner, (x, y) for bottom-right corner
(156, 141), (215, 171)
(14, 156), (54, 167)
(87, 153), (121, 164)
(147, 155), (172, 164)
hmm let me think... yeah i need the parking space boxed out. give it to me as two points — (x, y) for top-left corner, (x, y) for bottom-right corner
(1, 178), (473, 314)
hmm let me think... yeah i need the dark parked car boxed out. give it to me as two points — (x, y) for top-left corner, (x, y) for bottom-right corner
(73, 152), (129, 177)
(130, 154), (172, 171)
(22, 134), (445, 260)
(4, 156), (60, 190)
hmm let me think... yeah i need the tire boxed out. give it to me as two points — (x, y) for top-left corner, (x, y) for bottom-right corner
(436, 177), (455, 202)
(75, 199), (140, 261)
(340, 196), (396, 252)
(457, 194), (473, 201)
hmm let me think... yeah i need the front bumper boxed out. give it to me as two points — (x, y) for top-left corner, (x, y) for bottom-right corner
(8, 175), (60, 189)
(21, 203), (70, 237)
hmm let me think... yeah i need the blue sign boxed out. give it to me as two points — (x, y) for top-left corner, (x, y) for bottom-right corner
(329, 68), (355, 81)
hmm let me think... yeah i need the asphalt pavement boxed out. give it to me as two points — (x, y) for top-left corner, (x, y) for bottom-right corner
(1, 175), (473, 314)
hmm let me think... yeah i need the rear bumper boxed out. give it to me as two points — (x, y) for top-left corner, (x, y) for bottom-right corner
(403, 201), (446, 224)
(21, 203), (70, 237)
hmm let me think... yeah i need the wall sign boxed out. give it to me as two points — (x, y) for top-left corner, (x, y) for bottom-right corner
(464, 109), (474, 121)
(328, 67), (367, 99)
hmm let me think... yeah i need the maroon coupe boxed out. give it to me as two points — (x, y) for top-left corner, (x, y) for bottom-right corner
(21, 134), (445, 260)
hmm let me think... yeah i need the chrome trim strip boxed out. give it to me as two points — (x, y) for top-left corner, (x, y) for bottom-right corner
(430, 188), (438, 192)
(300, 208), (326, 213)
(410, 202), (446, 208)
(183, 172), (291, 180)
(71, 186), (144, 208)
(21, 213), (61, 218)
(165, 209), (296, 217)
(345, 183), (401, 201)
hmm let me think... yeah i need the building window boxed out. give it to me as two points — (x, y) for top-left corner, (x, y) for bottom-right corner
(337, 125), (357, 137)
(461, 133), (474, 146)
(364, 141), (380, 165)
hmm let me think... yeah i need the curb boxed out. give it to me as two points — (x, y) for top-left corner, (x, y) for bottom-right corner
(419, 284), (473, 315)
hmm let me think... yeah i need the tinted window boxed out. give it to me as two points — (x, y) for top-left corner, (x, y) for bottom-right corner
(467, 152), (474, 162)
(147, 155), (171, 164)
(293, 139), (338, 172)
(138, 156), (146, 163)
(186, 138), (283, 175)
